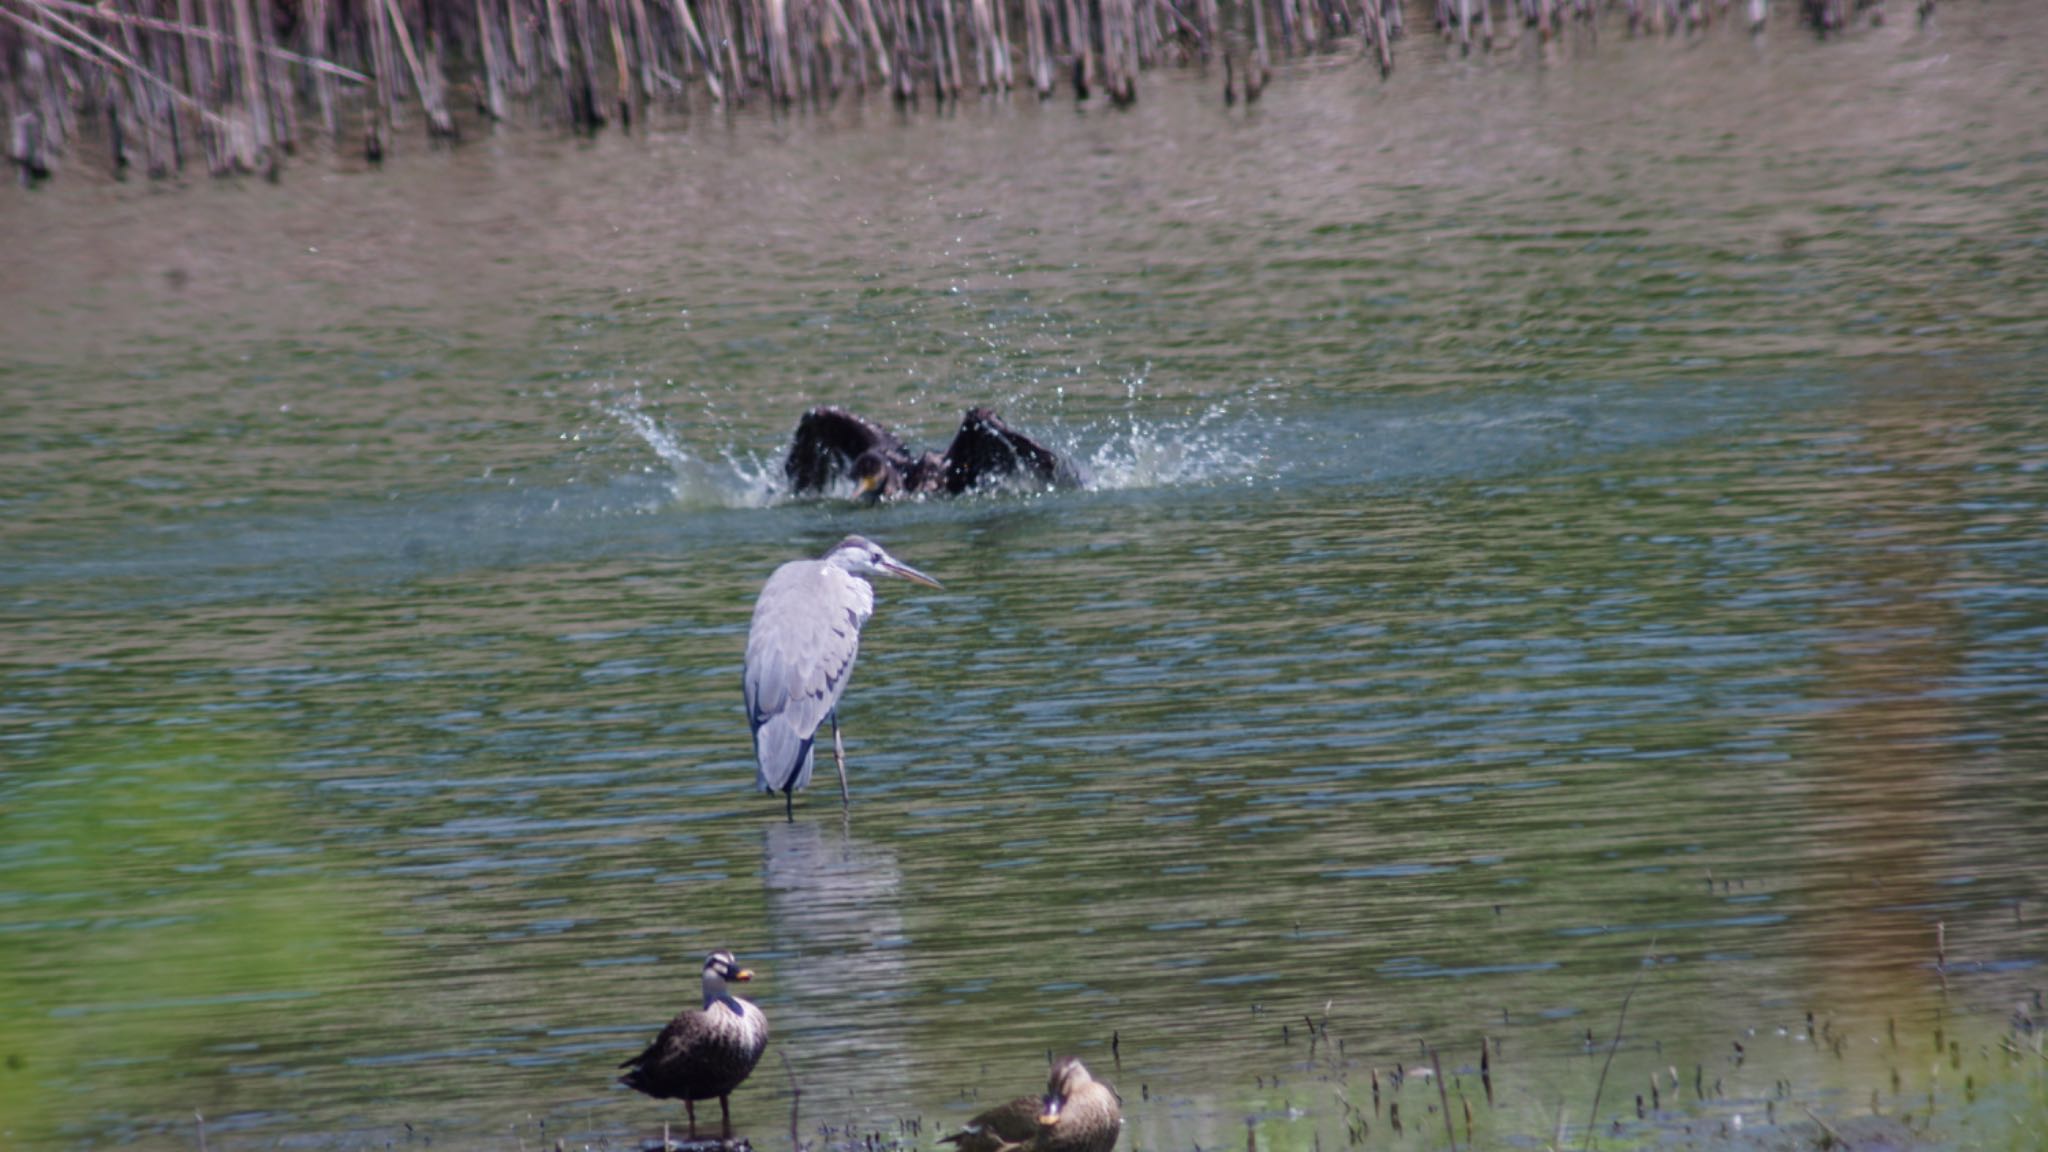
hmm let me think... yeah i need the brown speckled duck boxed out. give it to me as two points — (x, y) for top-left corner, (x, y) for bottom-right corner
(619, 951), (770, 1135)
(942, 1057), (1122, 1152)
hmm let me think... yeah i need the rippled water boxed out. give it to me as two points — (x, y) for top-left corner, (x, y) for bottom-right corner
(3, 4), (2045, 1150)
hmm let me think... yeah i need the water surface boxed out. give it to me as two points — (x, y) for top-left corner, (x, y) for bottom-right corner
(2, 6), (2045, 1150)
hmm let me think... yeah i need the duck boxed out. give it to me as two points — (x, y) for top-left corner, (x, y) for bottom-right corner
(942, 1056), (1123, 1152)
(619, 951), (770, 1135)
(783, 405), (1086, 502)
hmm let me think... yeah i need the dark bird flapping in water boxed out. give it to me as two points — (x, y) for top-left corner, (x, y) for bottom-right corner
(941, 1057), (1124, 1152)
(783, 406), (1086, 502)
(744, 535), (943, 820)
(619, 951), (770, 1137)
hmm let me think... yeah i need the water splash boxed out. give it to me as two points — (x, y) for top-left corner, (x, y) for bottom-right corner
(1078, 403), (1278, 491)
(607, 394), (782, 509)
(607, 392), (1280, 508)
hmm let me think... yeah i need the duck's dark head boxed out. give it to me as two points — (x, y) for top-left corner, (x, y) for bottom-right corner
(851, 449), (905, 503)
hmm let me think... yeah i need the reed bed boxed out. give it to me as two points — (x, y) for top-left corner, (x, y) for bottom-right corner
(1, 0), (1921, 182)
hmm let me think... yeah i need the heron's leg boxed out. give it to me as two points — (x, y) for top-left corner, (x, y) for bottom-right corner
(830, 710), (850, 808)
(784, 783), (795, 823)
(720, 1094), (732, 1136)
(685, 1099), (697, 1138)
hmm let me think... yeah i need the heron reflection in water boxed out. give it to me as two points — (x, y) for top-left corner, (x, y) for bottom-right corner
(783, 406), (1087, 501)
(744, 535), (942, 820)
(759, 820), (914, 1098)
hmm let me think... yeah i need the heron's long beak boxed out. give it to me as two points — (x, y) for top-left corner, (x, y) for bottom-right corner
(882, 558), (943, 589)
(733, 968), (755, 982)
(1037, 1098), (1062, 1127)
(853, 472), (884, 502)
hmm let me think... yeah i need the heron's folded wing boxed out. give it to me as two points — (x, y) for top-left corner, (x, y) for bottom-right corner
(743, 564), (867, 792)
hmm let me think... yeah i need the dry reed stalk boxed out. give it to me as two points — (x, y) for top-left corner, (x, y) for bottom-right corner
(725, 0), (747, 99)
(172, 0), (211, 149)
(2, 0), (238, 173)
(605, 0), (636, 122)
(764, 0), (792, 101)
(966, 0), (988, 90)
(111, 0), (169, 174)
(505, 0), (531, 86)
(566, 0), (604, 127)
(545, 0), (570, 77)
(475, 0), (507, 115)
(936, 0), (960, 97)
(28, 0), (369, 82)
(229, 0), (269, 163)
(666, 0), (724, 98)
(818, 0), (866, 88)
(1269, 0), (1293, 54)
(1248, 0), (1269, 98)
(202, 0), (223, 80)
(1360, 0), (1390, 76)
(626, 0), (657, 99)
(847, 0), (888, 84)
(377, 0), (453, 133)
(151, 0), (192, 169)
(309, 0), (337, 131)
(366, 0), (393, 159)
(1115, 0), (1139, 101)
(1061, 0), (1089, 97)
(1021, 0), (1049, 93)
(4, 2), (237, 131)
(257, 0), (295, 156)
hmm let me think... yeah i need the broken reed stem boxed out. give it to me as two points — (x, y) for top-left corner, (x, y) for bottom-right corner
(376, 0), (454, 133)
(1583, 937), (1656, 1152)
(28, 0), (370, 81)
(1430, 1047), (1457, 1152)
(0, 1), (235, 129)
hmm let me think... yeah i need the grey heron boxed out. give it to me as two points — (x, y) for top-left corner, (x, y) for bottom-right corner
(783, 406), (1086, 501)
(744, 535), (942, 819)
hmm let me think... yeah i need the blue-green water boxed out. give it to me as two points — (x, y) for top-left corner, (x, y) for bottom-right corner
(2, 5), (2045, 1149)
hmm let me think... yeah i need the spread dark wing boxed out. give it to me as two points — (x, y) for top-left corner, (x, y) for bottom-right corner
(939, 408), (1085, 494)
(784, 406), (909, 493)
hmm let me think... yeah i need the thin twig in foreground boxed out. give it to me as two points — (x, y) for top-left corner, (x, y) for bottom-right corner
(780, 1049), (802, 1149)
(1583, 936), (1657, 1152)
